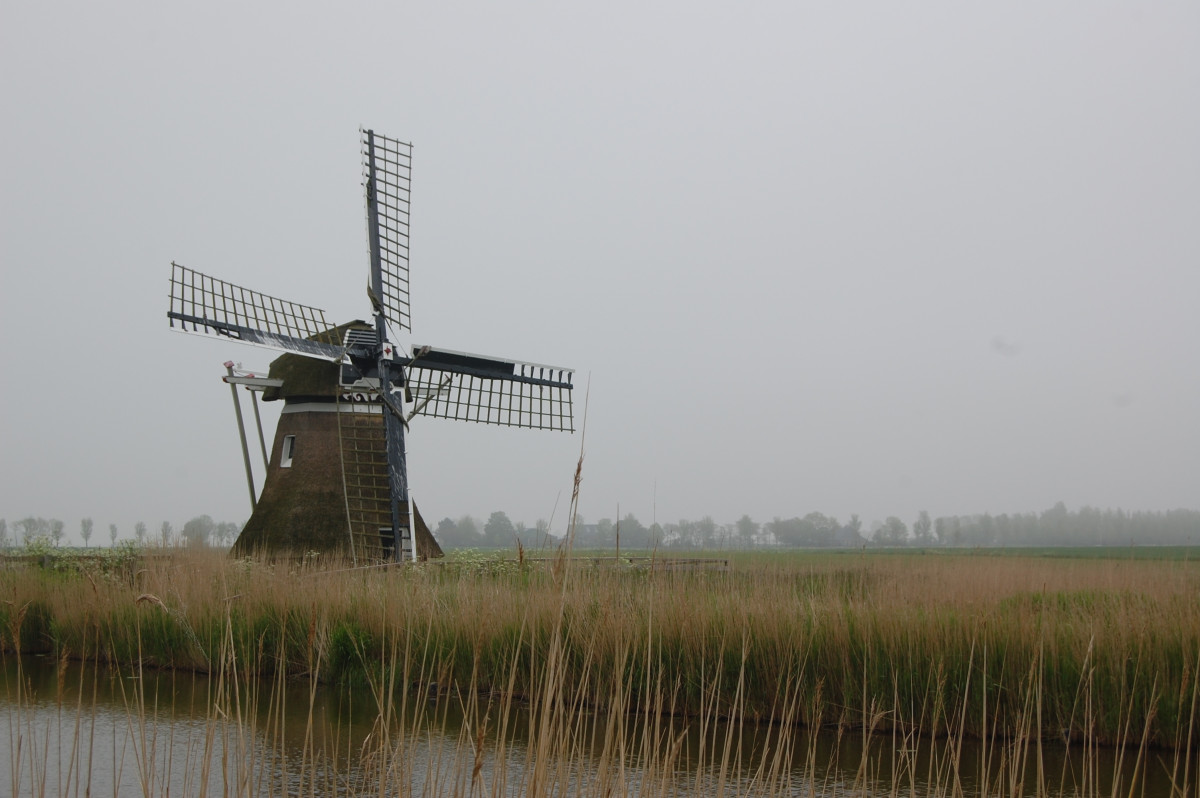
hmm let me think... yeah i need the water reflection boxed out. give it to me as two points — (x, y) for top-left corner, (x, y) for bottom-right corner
(2, 655), (1187, 796)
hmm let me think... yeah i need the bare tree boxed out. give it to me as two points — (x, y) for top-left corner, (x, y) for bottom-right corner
(735, 514), (759, 547)
(873, 516), (909, 546)
(160, 521), (172, 548)
(50, 519), (65, 547)
(182, 515), (215, 548)
(913, 510), (933, 545)
(134, 521), (147, 545)
(214, 521), (239, 549)
(109, 523), (119, 546)
(0, 519), (8, 549)
(19, 517), (52, 545)
(80, 517), (94, 548)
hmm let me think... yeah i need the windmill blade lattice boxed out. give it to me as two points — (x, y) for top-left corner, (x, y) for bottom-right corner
(362, 129), (413, 334)
(168, 262), (347, 361)
(406, 347), (574, 431)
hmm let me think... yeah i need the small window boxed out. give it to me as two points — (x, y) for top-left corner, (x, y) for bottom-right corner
(281, 435), (296, 468)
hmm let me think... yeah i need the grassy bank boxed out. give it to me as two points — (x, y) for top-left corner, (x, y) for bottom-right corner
(3, 547), (1199, 751)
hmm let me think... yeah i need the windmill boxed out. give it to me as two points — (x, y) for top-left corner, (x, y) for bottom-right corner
(167, 129), (575, 563)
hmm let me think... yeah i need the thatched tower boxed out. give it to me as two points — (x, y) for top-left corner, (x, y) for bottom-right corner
(232, 322), (443, 561)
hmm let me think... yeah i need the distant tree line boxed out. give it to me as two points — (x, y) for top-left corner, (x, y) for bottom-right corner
(0, 515), (241, 550)
(434, 512), (558, 550)
(925, 503), (1200, 548)
(434, 511), (860, 551)
(5, 504), (1197, 553)
(429, 504), (1200, 551)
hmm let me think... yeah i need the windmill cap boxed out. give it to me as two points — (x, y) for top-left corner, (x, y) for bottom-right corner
(261, 320), (373, 402)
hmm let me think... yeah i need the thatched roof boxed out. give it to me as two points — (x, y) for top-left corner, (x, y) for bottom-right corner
(262, 320), (373, 402)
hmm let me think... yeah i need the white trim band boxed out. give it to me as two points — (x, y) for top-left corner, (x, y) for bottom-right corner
(282, 402), (382, 415)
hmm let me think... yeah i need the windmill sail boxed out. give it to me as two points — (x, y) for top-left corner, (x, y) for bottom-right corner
(405, 347), (574, 431)
(362, 129), (413, 334)
(167, 262), (356, 361)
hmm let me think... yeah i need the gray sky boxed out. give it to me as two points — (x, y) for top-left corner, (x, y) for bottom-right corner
(2, 1), (1197, 543)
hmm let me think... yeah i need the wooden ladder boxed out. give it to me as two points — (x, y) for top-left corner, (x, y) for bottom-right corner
(338, 407), (412, 563)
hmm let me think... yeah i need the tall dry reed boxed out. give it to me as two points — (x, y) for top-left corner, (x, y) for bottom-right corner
(3, 548), (1200, 750)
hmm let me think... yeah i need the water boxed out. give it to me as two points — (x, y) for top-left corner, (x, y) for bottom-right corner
(2, 655), (1188, 797)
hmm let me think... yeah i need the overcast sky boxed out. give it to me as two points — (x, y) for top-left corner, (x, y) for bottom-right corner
(2, 2), (1197, 543)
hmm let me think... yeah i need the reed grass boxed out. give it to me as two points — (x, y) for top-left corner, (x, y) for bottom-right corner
(4, 545), (1200, 795)
(4, 546), (1199, 752)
